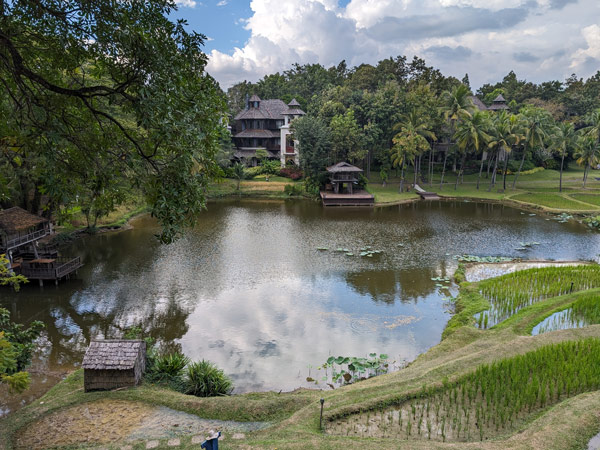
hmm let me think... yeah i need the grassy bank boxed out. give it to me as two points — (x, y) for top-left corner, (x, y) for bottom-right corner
(3, 265), (600, 449)
(206, 177), (307, 200)
(367, 167), (600, 214)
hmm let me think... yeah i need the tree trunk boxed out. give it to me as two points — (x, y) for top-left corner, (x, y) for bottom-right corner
(399, 164), (405, 193)
(454, 153), (466, 190)
(429, 146), (435, 186)
(503, 150), (511, 191)
(583, 163), (589, 188)
(440, 151), (448, 190)
(413, 160), (418, 186)
(488, 152), (499, 192)
(511, 145), (527, 189)
(559, 152), (565, 193)
(476, 153), (485, 190)
(486, 151), (492, 178)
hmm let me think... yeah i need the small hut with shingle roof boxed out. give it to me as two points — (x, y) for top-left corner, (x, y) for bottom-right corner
(0, 207), (51, 253)
(82, 339), (146, 392)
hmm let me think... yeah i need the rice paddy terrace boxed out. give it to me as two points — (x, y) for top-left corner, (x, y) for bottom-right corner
(323, 265), (600, 448)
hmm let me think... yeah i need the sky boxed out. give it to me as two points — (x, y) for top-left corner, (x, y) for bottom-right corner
(171, 0), (600, 91)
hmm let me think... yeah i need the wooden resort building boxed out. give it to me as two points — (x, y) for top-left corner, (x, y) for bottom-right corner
(232, 95), (305, 167)
(82, 339), (146, 392)
(0, 206), (82, 286)
(320, 162), (374, 207)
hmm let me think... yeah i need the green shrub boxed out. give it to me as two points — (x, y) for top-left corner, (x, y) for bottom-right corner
(185, 360), (233, 397)
(145, 351), (189, 390)
(284, 184), (304, 196)
(261, 160), (280, 175)
(243, 166), (263, 179)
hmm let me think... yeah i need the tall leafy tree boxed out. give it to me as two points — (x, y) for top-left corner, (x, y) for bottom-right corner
(439, 84), (474, 187)
(0, 0), (226, 243)
(292, 116), (331, 180)
(487, 112), (521, 191)
(390, 126), (429, 192)
(574, 136), (600, 188)
(550, 122), (576, 192)
(512, 110), (548, 189)
(330, 110), (365, 164)
(393, 111), (436, 185)
(453, 111), (491, 190)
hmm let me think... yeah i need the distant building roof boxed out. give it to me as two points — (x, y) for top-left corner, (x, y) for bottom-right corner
(470, 96), (488, 111)
(235, 97), (306, 121)
(489, 94), (509, 110)
(0, 207), (48, 233)
(82, 340), (145, 371)
(327, 162), (364, 173)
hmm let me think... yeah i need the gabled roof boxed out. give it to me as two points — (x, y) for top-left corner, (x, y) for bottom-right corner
(0, 207), (48, 233)
(326, 162), (363, 173)
(493, 94), (507, 102)
(249, 94), (261, 102)
(234, 99), (290, 121)
(288, 98), (301, 107)
(469, 96), (488, 111)
(82, 340), (145, 371)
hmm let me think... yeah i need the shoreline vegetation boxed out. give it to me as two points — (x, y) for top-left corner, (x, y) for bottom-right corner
(3, 264), (600, 448)
(50, 166), (600, 247)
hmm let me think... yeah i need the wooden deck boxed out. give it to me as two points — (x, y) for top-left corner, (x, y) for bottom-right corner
(18, 256), (83, 285)
(320, 191), (374, 207)
(414, 184), (440, 200)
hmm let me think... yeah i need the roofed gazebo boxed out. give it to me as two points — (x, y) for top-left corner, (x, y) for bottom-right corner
(488, 94), (509, 111)
(326, 162), (363, 194)
(0, 207), (51, 257)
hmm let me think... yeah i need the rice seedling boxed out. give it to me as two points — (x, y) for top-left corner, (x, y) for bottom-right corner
(476, 265), (600, 327)
(326, 338), (600, 442)
(532, 292), (600, 335)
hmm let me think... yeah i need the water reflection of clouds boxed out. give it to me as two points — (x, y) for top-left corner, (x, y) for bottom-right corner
(180, 276), (440, 393)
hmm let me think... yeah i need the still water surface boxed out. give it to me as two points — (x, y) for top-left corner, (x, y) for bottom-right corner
(1, 200), (598, 412)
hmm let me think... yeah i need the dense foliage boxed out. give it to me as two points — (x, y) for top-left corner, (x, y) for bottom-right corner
(227, 57), (600, 192)
(0, 0), (226, 242)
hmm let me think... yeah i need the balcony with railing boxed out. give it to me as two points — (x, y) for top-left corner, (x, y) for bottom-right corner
(3, 228), (51, 251)
(19, 256), (83, 280)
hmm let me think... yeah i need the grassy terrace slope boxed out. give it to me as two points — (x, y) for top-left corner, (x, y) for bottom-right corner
(2, 267), (600, 449)
(367, 167), (600, 213)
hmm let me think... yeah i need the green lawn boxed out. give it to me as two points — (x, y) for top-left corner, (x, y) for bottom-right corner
(510, 192), (600, 211)
(570, 193), (600, 207)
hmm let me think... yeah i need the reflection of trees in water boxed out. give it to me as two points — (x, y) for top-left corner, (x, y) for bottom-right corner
(346, 261), (452, 303)
(2, 288), (192, 369)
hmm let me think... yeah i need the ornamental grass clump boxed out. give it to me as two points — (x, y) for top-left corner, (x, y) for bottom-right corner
(477, 265), (600, 327)
(326, 338), (600, 442)
(185, 359), (234, 397)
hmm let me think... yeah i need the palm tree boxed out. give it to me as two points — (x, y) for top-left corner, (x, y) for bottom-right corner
(512, 113), (546, 189)
(452, 111), (492, 190)
(390, 129), (428, 193)
(574, 135), (600, 188)
(583, 109), (600, 144)
(439, 84), (475, 189)
(393, 111), (436, 185)
(232, 162), (245, 191)
(550, 122), (575, 192)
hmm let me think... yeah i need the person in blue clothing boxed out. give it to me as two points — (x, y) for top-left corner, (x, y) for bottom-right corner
(200, 430), (221, 450)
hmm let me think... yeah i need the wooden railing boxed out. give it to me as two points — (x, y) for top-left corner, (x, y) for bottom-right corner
(5, 229), (50, 250)
(20, 256), (82, 280)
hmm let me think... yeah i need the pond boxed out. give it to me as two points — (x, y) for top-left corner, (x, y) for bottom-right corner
(1, 199), (599, 414)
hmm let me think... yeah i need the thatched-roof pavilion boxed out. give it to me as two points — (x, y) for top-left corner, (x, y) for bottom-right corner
(83, 339), (146, 391)
(488, 94), (509, 111)
(0, 207), (51, 253)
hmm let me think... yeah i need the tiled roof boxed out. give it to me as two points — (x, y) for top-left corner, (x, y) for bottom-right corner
(326, 162), (364, 173)
(0, 207), (48, 233)
(83, 340), (145, 370)
(235, 99), (302, 121)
